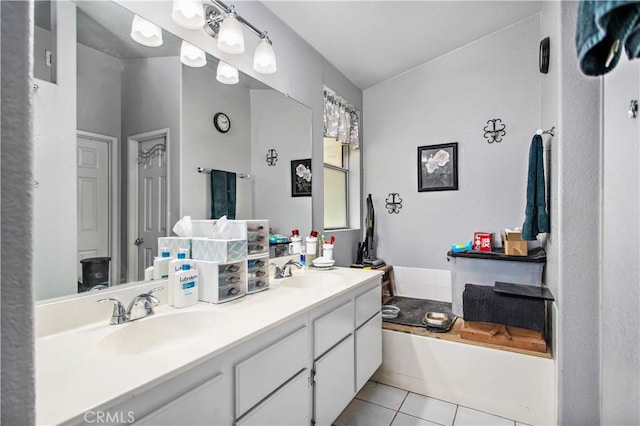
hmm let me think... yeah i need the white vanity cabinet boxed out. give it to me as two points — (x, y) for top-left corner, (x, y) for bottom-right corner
(311, 280), (382, 425)
(355, 286), (383, 390)
(61, 273), (381, 426)
(135, 373), (226, 425)
(234, 325), (310, 425)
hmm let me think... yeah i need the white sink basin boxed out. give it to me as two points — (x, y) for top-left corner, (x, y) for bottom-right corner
(279, 272), (345, 289)
(97, 310), (218, 355)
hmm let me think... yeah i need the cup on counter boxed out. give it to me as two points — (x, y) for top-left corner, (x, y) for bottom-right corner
(322, 243), (334, 260)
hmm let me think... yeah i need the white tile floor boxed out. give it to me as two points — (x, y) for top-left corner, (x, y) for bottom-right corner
(334, 381), (530, 426)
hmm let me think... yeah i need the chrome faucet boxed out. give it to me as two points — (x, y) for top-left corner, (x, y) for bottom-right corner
(98, 287), (163, 325)
(271, 260), (302, 279)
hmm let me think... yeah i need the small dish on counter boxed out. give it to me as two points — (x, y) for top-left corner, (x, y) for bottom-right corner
(312, 257), (335, 268)
(381, 305), (400, 319)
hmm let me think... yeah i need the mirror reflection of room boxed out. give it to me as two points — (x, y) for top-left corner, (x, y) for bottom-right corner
(32, 1), (311, 300)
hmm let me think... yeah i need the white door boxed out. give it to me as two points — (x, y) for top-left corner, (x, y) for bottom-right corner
(136, 135), (167, 280)
(77, 135), (110, 283)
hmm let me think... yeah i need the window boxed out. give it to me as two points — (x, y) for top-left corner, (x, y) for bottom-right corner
(324, 137), (349, 229)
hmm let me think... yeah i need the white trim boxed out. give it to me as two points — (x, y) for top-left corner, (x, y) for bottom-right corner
(127, 128), (170, 283)
(77, 131), (120, 288)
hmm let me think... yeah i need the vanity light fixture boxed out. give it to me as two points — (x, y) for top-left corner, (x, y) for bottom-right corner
(171, 0), (205, 30)
(216, 60), (239, 84)
(217, 6), (245, 54)
(197, 1), (277, 75)
(253, 33), (277, 74)
(180, 41), (207, 67)
(130, 15), (163, 47)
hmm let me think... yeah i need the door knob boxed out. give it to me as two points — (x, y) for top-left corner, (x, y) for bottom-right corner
(134, 238), (144, 246)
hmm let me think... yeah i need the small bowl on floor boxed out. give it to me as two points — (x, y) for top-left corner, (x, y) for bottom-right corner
(424, 312), (448, 328)
(381, 305), (400, 319)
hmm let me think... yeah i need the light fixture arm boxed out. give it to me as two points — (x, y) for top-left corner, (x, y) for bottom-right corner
(205, 0), (268, 40)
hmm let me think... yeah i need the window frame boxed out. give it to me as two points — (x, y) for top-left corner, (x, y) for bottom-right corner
(323, 139), (350, 230)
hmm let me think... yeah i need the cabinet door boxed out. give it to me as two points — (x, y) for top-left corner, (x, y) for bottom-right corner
(314, 334), (355, 426)
(356, 312), (382, 391)
(136, 373), (225, 425)
(235, 369), (310, 426)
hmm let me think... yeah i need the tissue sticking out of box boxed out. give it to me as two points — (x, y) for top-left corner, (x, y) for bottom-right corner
(173, 216), (193, 237)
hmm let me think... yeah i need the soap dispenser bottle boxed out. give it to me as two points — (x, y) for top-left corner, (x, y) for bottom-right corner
(174, 263), (198, 308)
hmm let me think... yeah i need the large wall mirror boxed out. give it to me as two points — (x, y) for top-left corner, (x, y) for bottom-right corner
(33, 0), (312, 301)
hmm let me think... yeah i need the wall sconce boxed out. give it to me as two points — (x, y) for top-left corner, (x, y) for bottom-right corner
(180, 41), (207, 67)
(171, 0), (205, 29)
(130, 15), (163, 47)
(483, 118), (506, 144)
(216, 60), (239, 85)
(171, 0), (277, 80)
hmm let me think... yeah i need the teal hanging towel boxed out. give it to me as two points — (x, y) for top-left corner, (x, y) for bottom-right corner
(522, 135), (549, 241)
(210, 169), (237, 220)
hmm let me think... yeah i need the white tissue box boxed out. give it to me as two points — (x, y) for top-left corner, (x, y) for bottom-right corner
(191, 238), (247, 262)
(191, 220), (217, 238)
(158, 237), (191, 258)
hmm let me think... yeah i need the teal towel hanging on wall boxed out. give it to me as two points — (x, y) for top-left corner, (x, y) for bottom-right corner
(522, 135), (549, 241)
(210, 169), (237, 220)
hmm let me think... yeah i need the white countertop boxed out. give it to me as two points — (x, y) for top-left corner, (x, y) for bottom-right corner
(35, 267), (381, 425)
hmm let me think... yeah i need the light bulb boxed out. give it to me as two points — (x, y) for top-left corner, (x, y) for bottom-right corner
(171, 0), (205, 29)
(253, 37), (277, 74)
(180, 41), (206, 67)
(217, 9), (244, 54)
(216, 61), (239, 85)
(130, 15), (163, 47)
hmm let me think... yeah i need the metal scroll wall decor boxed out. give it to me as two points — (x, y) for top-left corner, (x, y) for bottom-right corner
(483, 119), (506, 144)
(385, 193), (403, 214)
(266, 148), (278, 166)
(137, 143), (166, 166)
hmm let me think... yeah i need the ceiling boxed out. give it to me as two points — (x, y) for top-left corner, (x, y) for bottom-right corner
(262, 1), (542, 90)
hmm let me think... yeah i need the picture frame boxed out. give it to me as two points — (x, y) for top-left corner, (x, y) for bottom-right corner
(291, 158), (312, 197)
(417, 142), (458, 192)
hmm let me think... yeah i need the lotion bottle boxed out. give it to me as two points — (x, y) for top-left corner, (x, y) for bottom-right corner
(167, 249), (189, 306)
(153, 246), (173, 280)
(174, 263), (198, 308)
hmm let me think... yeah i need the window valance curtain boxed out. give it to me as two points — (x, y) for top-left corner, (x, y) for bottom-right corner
(323, 88), (360, 149)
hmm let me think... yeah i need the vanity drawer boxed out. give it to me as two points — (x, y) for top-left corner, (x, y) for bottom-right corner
(314, 300), (354, 359)
(355, 284), (381, 328)
(235, 326), (308, 418)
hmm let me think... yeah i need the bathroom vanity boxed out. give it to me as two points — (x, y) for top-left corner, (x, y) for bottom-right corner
(35, 267), (382, 425)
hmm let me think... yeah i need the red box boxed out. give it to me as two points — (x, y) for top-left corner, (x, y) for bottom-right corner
(473, 232), (494, 252)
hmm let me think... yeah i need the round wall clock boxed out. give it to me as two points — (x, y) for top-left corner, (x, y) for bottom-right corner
(213, 112), (231, 133)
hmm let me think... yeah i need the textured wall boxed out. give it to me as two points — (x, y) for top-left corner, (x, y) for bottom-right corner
(1, 1), (36, 423)
(555, 2), (602, 423)
(602, 58), (640, 424)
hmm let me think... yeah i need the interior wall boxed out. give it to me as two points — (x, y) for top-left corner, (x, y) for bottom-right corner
(77, 43), (122, 139)
(32, 1), (77, 300)
(1, 1), (36, 423)
(363, 16), (541, 271)
(121, 56), (181, 270)
(555, 2), (602, 423)
(601, 57), (640, 424)
(250, 89), (312, 235)
(180, 64), (252, 221)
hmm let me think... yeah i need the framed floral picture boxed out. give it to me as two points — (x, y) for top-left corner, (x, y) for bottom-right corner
(417, 143), (458, 192)
(291, 158), (312, 197)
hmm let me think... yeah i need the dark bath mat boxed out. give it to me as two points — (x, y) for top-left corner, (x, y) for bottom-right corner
(383, 296), (457, 333)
